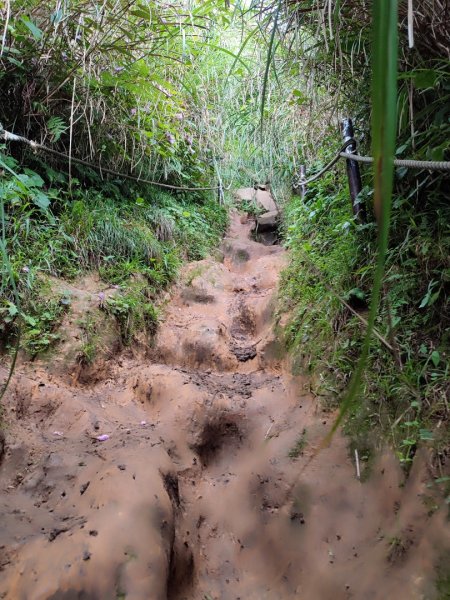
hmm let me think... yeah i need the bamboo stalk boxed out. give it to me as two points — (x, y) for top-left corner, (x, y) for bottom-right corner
(407, 0), (414, 48)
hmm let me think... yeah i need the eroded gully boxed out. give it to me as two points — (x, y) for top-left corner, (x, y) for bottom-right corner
(0, 212), (447, 600)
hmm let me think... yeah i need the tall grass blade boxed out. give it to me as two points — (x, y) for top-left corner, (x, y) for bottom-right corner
(225, 26), (259, 84)
(0, 199), (21, 403)
(327, 1), (399, 439)
(260, 0), (282, 137)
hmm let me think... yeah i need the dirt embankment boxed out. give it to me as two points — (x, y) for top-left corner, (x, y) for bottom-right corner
(0, 211), (448, 600)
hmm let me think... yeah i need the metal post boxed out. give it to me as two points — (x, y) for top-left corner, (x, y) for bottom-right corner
(341, 118), (366, 223)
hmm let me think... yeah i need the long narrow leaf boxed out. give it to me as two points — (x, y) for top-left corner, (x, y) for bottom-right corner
(327, 0), (399, 438)
(260, 0), (282, 137)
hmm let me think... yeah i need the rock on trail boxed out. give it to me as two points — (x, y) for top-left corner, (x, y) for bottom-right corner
(0, 210), (447, 600)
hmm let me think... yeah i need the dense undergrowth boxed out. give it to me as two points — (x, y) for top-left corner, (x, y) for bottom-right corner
(273, 1), (449, 483)
(0, 152), (227, 356)
(280, 160), (449, 469)
(0, 0), (236, 362)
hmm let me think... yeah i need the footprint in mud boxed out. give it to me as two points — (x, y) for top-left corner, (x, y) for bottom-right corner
(230, 300), (256, 339)
(188, 405), (244, 467)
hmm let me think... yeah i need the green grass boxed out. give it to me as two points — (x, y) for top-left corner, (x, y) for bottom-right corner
(237, 198), (265, 217)
(185, 264), (207, 286)
(104, 283), (159, 346)
(21, 282), (69, 357)
(436, 551), (450, 599)
(77, 313), (101, 365)
(279, 157), (449, 467)
(288, 428), (307, 459)
(1, 158), (228, 357)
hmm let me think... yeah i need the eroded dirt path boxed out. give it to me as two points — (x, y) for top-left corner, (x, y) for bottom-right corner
(0, 212), (447, 600)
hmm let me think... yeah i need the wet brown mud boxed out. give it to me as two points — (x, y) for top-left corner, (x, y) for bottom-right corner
(0, 212), (448, 600)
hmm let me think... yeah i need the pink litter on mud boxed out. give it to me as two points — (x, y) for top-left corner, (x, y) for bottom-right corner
(96, 434), (109, 442)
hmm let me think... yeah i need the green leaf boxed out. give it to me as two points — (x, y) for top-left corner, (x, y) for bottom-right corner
(413, 69), (438, 89)
(291, 89), (307, 106)
(430, 350), (440, 367)
(429, 144), (447, 162)
(419, 429), (433, 441)
(395, 143), (408, 155)
(435, 476), (450, 484)
(22, 315), (37, 326)
(23, 169), (44, 188)
(6, 56), (24, 68)
(8, 303), (19, 317)
(130, 7), (155, 19)
(16, 174), (39, 188)
(428, 290), (440, 307)
(47, 116), (67, 142)
(202, 43), (251, 74)
(21, 16), (43, 41)
(225, 26), (258, 83)
(346, 287), (365, 301)
(27, 328), (42, 336)
(401, 438), (416, 446)
(418, 294), (429, 309)
(419, 280), (438, 308)
(33, 191), (50, 210)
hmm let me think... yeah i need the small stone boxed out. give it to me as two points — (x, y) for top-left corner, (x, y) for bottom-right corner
(82, 551), (91, 561)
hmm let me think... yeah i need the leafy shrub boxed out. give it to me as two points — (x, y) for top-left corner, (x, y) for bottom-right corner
(0, 156), (227, 357)
(280, 160), (449, 465)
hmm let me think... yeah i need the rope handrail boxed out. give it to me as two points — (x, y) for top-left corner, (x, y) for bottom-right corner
(0, 124), (230, 192)
(340, 152), (450, 171)
(297, 140), (354, 186)
(3, 122), (448, 193)
(297, 141), (450, 188)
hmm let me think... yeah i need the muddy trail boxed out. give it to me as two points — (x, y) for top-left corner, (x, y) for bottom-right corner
(0, 211), (447, 600)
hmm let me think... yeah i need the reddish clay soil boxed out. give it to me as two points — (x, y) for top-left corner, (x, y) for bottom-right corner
(0, 212), (448, 599)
